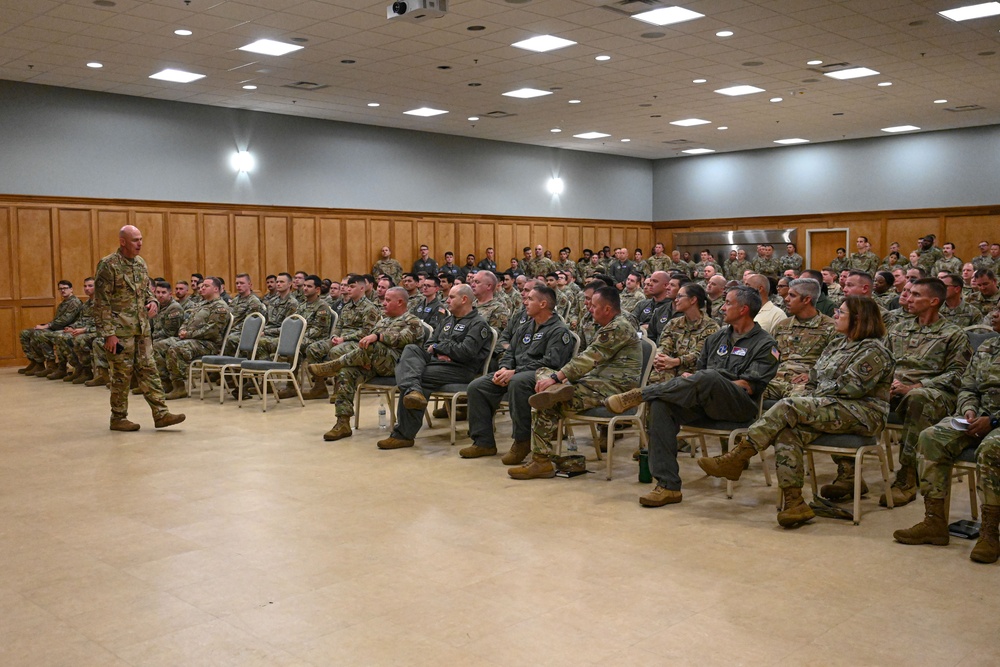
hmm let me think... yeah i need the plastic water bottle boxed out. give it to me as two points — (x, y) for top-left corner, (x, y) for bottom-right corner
(566, 433), (578, 452)
(378, 397), (387, 430)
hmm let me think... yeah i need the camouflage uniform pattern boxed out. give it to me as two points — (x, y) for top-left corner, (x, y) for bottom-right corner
(751, 256), (781, 277)
(647, 255), (674, 274)
(52, 298), (96, 366)
(526, 256), (557, 279)
(940, 300), (984, 328)
(850, 251), (880, 275)
(778, 253), (803, 274)
(152, 299), (184, 341)
(751, 337), (894, 488)
(330, 312), (425, 417)
(727, 259), (753, 282)
(763, 313), (837, 400)
(93, 250), (168, 422)
(554, 289), (581, 332)
(255, 294), (300, 359)
(21, 295), (83, 362)
(372, 258), (403, 284)
(225, 293), (264, 351)
(917, 246), (944, 274)
(917, 337), (1000, 503)
(972, 254), (998, 272)
(475, 297), (511, 334)
(829, 257), (850, 274)
(934, 255), (963, 275)
(305, 297), (380, 364)
(531, 314), (641, 456)
(155, 298), (231, 383)
(967, 290), (1000, 319)
(648, 314), (719, 384)
(620, 288), (645, 314)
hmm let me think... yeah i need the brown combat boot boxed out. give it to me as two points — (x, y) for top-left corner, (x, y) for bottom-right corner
(970, 504), (1000, 564)
(85, 369), (109, 387)
(47, 362), (68, 380)
(698, 434), (758, 481)
(277, 384), (299, 399)
(508, 454), (556, 480)
(301, 377), (329, 400)
(880, 464), (917, 507)
(18, 360), (40, 375)
(639, 485), (682, 507)
(893, 497), (950, 546)
(154, 412), (186, 428)
(37, 360), (58, 378)
(308, 358), (343, 378)
(432, 406), (449, 419)
(777, 487), (816, 528)
(402, 390), (428, 410)
(528, 383), (575, 410)
(377, 436), (415, 450)
(164, 387), (188, 400)
(323, 416), (353, 442)
(459, 443), (497, 458)
(604, 388), (643, 414)
(110, 418), (140, 432)
(501, 440), (531, 465)
(820, 459), (868, 501)
(73, 369), (93, 385)
(63, 366), (82, 382)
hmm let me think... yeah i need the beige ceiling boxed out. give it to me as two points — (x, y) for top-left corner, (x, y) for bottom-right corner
(2, 0), (999, 159)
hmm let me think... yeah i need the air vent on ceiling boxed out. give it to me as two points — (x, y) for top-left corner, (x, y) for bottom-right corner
(481, 110), (516, 119)
(806, 62), (850, 74)
(597, 0), (662, 17)
(282, 81), (329, 91)
(662, 139), (695, 145)
(944, 104), (985, 112)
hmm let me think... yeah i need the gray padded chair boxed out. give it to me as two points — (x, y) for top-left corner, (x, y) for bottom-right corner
(425, 327), (499, 445)
(238, 314), (307, 412)
(185, 311), (234, 394)
(352, 321), (434, 429)
(194, 312), (265, 404)
(803, 432), (893, 525)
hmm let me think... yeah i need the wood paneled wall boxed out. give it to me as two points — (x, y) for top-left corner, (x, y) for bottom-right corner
(0, 195), (651, 365)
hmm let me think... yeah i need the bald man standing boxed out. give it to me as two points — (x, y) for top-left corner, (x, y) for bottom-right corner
(93, 226), (185, 431)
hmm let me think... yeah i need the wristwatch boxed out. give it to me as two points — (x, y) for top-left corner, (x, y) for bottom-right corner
(991, 416), (999, 429)
(549, 373), (560, 383)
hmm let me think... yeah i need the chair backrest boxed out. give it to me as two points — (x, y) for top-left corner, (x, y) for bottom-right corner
(275, 314), (307, 366)
(479, 327), (499, 376)
(217, 311), (235, 354)
(637, 336), (657, 389)
(968, 329), (998, 352)
(327, 308), (338, 336)
(569, 331), (581, 358)
(420, 321), (434, 344)
(236, 312), (266, 358)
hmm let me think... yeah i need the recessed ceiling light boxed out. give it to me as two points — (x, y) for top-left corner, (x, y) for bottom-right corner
(368, 102), (380, 107)
(774, 138), (809, 144)
(404, 107), (448, 117)
(682, 148), (715, 154)
(633, 6), (705, 26)
(770, 97), (783, 102)
(149, 68), (205, 83)
(670, 118), (711, 126)
(502, 87), (552, 99)
(174, 29), (192, 36)
(242, 84), (257, 90)
(547, 178), (564, 194)
(716, 30), (734, 37)
(938, 2), (1000, 22)
(551, 128), (562, 133)
(595, 55), (611, 61)
(573, 131), (610, 139)
(715, 85), (765, 96)
(511, 35), (576, 53)
(934, 99), (948, 103)
(238, 39), (303, 56)
(878, 81), (893, 86)
(620, 138), (631, 142)
(468, 116), (479, 121)
(807, 59), (823, 65)
(825, 67), (880, 80)
(882, 125), (920, 133)
(568, 99), (581, 104)
(86, 62), (103, 68)
(717, 126), (728, 130)
(693, 78), (707, 83)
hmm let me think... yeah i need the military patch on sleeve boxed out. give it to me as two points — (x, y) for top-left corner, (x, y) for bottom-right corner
(561, 332), (571, 345)
(859, 361), (872, 375)
(481, 327), (489, 339)
(598, 330), (610, 344)
(770, 346), (781, 361)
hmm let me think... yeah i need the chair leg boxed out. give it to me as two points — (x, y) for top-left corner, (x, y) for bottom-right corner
(292, 375), (304, 406)
(806, 450), (819, 498)
(555, 418), (563, 457)
(970, 469), (979, 520)
(877, 447), (893, 510)
(761, 450), (772, 487)
(449, 394), (459, 445)
(354, 389), (362, 429)
(261, 373), (270, 412)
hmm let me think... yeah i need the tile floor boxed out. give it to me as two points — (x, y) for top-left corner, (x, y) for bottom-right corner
(1, 368), (996, 666)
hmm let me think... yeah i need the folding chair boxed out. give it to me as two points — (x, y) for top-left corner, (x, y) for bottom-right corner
(352, 321), (434, 429)
(237, 314), (307, 412)
(803, 432), (893, 525)
(425, 327), (499, 445)
(193, 312), (265, 404)
(186, 311), (234, 394)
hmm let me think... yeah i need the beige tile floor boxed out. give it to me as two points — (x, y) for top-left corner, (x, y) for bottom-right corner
(1, 367), (997, 666)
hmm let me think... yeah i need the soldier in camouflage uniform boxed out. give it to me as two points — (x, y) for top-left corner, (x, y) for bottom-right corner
(700, 296), (894, 527)
(751, 244), (781, 278)
(967, 269), (1000, 317)
(829, 248), (851, 275)
(471, 270), (509, 359)
(894, 309), (1000, 563)
(255, 272), (300, 360)
(225, 273), (264, 352)
(273, 275), (333, 398)
(971, 241), (996, 272)
(155, 277), (231, 399)
(508, 286), (640, 479)
(779, 244), (804, 275)
(553, 247), (576, 277)
(19, 279), (83, 377)
(619, 272), (645, 314)
(48, 277), (96, 382)
(647, 243), (673, 275)
(692, 249), (723, 281)
(648, 283), (720, 384)
(939, 273), (983, 328)
(526, 244), (557, 279)
(93, 226), (184, 431)
(850, 236), (880, 275)
(631, 249), (650, 277)
(916, 235), (944, 275)
(934, 242), (963, 275)
(308, 287), (425, 441)
(460, 284), (574, 462)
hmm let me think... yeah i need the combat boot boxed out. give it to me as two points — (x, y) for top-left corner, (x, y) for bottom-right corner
(47, 362), (68, 380)
(323, 416), (353, 442)
(892, 497), (949, 546)
(501, 440), (531, 465)
(528, 383), (575, 410)
(110, 418), (140, 432)
(459, 443), (497, 458)
(153, 412), (186, 428)
(38, 360), (58, 378)
(160, 379), (174, 395)
(308, 358), (343, 378)
(164, 387), (188, 400)
(63, 366), (83, 383)
(508, 454), (556, 480)
(698, 434), (757, 481)
(73, 369), (93, 385)
(777, 487), (816, 528)
(85, 369), (109, 387)
(880, 464), (917, 507)
(277, 384), (299, 399)
(18, 360), (40, 375)
(820, 459), (867, 501)
(402, 390), (428, 410)
(604, 388), (643, 414)
(639, 485), (682, 507)
(432, 406), (449, 419)
(301, 378), (329, 400)
(970, 504), (999, 564)
(377, 436), (415, 450)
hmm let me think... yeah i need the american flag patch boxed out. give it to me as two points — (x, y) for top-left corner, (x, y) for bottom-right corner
(771, 346), (781, 360)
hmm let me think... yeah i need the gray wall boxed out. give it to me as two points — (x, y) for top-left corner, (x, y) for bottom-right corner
(652, 124), (1000, 221)
(0, 81), (652, 221)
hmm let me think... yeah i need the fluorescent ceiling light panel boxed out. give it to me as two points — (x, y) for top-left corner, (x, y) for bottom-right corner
(670, 118), (711, 126)
(774, 138), (809, 144)
(511, 35), (576, 52)
(633, 6), (705, 26)
(882, 125), (920, 132)
(938, 2), (1000, 21)
(149, 68), (205, 83)
(502, 88), (553, 99)
(404, 107), (448, 117)
(715, 85), (765, 96)
(824, 67), (880, 80)
(682, 148), (715, 154)
(238, 39), (303, 56)
(573, 132), (610, 139)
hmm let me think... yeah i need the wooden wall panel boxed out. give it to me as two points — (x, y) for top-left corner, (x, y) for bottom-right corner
(608, 226), (624, 250)
(19, 305), (54, 331)
(263, 216), (289, 275)
(203, 214), (232, 284)
(369, 219), (391, 270)
(436, 220), (456, 257)
(392, 219), (414, 267)
(234, 215), (262, 287)
(637, 227), (652, 254)
(515, 224), (532, 257)
(96, 209), (128, 255)
(17, 208), (54, 300)
(344, 218), (368, 274)
(134, 211), (166, 279)
(0, 208), (13, 300)
(290, 216), (316, 275)
(548, 225), (564, 255)
(167, 212), (199, 284)
(0, 307), (15, 360)
(56, 209), (94, 286)
(495, 223), (514, 266)
(318, 217), (344, 280)
(477, 222), (494, 260)
(841, 219), (883, 257)
(885, 217), (941, 254)
(564, 225), (582, 259)
(457, 222), (477, 261)
(624, 228), (638, 253)
(581, 226), (596, 254)
(944, 216), (1000, 264)
(415, 220), (435, 259)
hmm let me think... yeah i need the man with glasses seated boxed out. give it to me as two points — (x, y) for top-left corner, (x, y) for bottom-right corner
(19, 280), (83, 377)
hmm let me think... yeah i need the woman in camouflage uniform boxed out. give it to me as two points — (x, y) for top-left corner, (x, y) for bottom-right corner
(701, 296), (895, 527)
(649, 284), (719, 384)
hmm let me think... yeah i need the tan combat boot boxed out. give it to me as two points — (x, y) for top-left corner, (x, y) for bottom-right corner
(698, 434), (757, 481)
(501, 440), (531, 465)
(639, 485), (682, 507)
(73, 369), (93, 385)
(85, 369), (109, 387)
(277, 384), (299, 400)
(301, 377), (329, 400)
(880, 464), (917, 507)
(47, 362), (68, 380)
(110, 418), (140, 432)
(63, 366), (82, 383)
(892, 497), (950, 546)
(604, 388), (643, 414)
(820, 459), (867, 501)
(377, 436), (415, 450)
(38, 359), (58, 378)
(402, 390), (428, 410)
(508, 454), (556, 480)
(308, 358), (343, 378)
(164, 386), (188, 400)
(154, 413), (186, 428)
(323, 416), (353, 442)
(18, 360), (40, 375)
(459, 443), (497, 458)
(528, 383), (575, 410)
(970, 504), (999, 564)
(777, 487), (816, 528)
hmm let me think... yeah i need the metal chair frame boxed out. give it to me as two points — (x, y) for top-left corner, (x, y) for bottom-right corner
(193, 312), (265, 404)
(237, 314), (307, 412)
(185, 311), (234, 394)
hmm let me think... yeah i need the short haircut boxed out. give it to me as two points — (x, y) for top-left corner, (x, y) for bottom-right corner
(545, 271), (559, 280)
(154, 279), (171, 290)
(362, 273), (375, 284)
(913, 277), (947, 304)
(801, 269), (823, 284)
(452, 284), (474, 302)
(591, 274), (617, 288)
(379, 276), (396, 286)
(858, 236), (869, 243)
(345, 274), (365, 285)
(593, 285), (621, 312)
(836, 247), (846, 253)
(727, 285), (762, 318)
(202, 276), (221, 290)
(305, 274), (321, 287)
(941, 273), (963, 289)
(628, 271), (644, 282)
(236, 273), (250, 281)
(294, 271), (307, 278)
(401, 272), (417, 281)
(787, 243), (797, 251)
(847, 270), (873, 286)
(974, 268), (997, 282)
(278, 272), (293, 281)
(191, 273), (204, 281)
(523, 247), (531, 253)
(385, 286), (408, 300)
(907, 266), (927, 278)
(842, 295), (886, 341)
(583, 280), (606, 292)
(531, 285), (557, 310)
(788, 278), (820, 303)
(423, 275), (441, 287)
(445, 251), (454, 257)
(266, 274), (276, 281)
(419, 245), (429, 250)
(176, 280), (189, 287)
(478, 271), (498, 288)
(561, 247), (571, 253)
(58, 279), (72, 288)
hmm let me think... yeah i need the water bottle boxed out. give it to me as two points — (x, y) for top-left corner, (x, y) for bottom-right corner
(638, 449), (652, 484)
(378, 397), (387, 430)
(566, 433), (577, 452)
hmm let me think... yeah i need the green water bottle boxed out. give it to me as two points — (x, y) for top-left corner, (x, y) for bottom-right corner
(638, 449), (652, 483)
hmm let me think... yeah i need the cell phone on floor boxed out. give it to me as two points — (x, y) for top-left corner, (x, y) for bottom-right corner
(949, 519), (980, 540)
